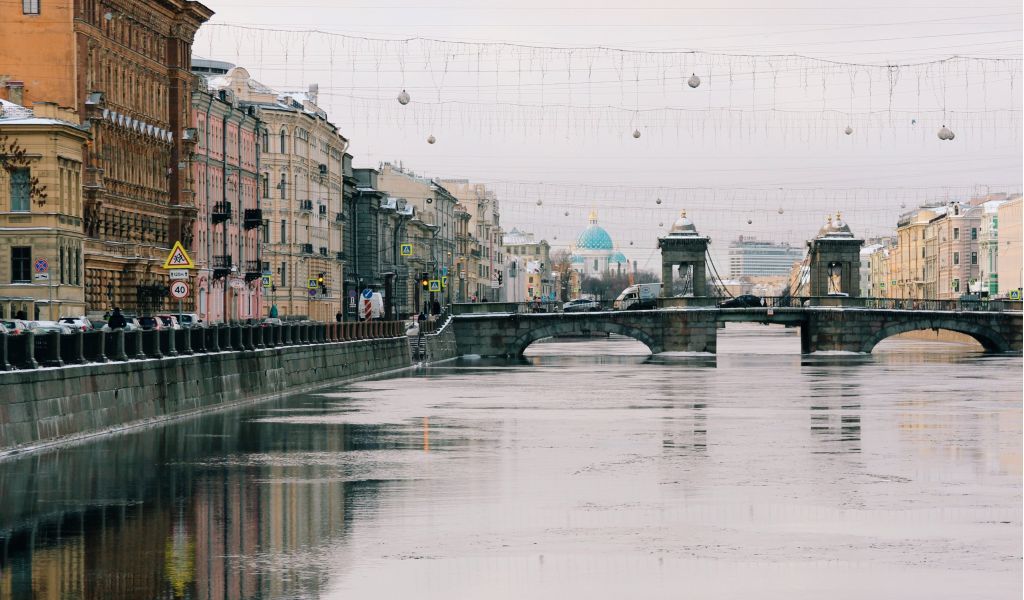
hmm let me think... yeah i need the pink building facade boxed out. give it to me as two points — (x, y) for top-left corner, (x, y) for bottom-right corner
(190, 83), (265, 323)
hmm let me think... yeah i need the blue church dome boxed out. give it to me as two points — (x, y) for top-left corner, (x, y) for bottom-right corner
(610, 251), (628, 264)
(575, 211), (614, 250)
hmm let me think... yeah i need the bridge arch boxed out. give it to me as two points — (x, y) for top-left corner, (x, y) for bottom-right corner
(860, 318), (1010, 353)
(509, 318), (662, 356)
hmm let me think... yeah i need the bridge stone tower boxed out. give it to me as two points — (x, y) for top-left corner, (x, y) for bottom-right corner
(807, 213), (864, 297)
(658, 211), (710, 297)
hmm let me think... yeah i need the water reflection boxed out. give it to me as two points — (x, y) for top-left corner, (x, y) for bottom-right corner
(0, 328), (1019, 599)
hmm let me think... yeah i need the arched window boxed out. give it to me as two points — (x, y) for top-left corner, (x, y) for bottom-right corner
(279, 128), (287, 153)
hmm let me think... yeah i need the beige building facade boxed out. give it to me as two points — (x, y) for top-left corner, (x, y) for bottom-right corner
(210, 68), (348, 321)
(442, 179), (504, 302)
(997, 196), (1022, 297)
(0, 101), (89, 319)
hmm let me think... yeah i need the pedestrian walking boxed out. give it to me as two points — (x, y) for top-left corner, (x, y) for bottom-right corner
(108, 307), (127, 330)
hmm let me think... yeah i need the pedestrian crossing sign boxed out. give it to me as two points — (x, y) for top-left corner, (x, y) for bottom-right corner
(400, 243), (413, 256)
(162, 241), (195, 269)
(1011, 289), (1021, 300)
(441, 275), (448, 289)
(261, 275), (273, 288)
(428, 279), (441, 292)
(307, 278), (319, 289)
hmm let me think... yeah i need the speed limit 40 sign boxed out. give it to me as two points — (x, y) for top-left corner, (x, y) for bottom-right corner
(169, 280), (190, 299)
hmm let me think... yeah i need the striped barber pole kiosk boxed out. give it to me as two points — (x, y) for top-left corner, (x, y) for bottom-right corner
(361, 289), (374, 321)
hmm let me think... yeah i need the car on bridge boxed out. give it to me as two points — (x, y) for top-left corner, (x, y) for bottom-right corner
(717, 294), (764, 309)
(562, 298), (601, 312)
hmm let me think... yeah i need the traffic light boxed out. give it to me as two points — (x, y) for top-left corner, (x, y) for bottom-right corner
(497, 271), (503, 285)
(317, 272), (326, 295)
(420, 273), (430, 289)
(317, 272), (325, 285)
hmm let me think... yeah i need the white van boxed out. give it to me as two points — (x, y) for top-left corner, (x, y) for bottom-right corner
(613, 283), (662, 310)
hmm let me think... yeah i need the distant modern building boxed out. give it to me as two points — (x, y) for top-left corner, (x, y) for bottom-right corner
(727, 236), (804, 278)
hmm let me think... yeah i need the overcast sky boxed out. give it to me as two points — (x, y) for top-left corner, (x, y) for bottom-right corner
(195, 0), (1022, 269)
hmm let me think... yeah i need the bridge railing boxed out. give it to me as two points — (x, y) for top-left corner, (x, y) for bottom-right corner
(451, 296), (1021, 315)
(757, 296), (1021, 312)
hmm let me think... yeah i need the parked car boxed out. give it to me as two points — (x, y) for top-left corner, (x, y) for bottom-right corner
(175, 313), (205, 328)
(121, 317), (141, 332)
(137, 316), (164, 331)
(260, 317), (283, 327)
(28, 321), (74, 335)
(59, 316), (93, 332)
(89, 319), (109, 331)
(0, 322), (7, 335)
(563, 298), (601, 312)
(156, 315), (181, 330)
(1, 319), (30, 335)
(717, 294), (764, 309)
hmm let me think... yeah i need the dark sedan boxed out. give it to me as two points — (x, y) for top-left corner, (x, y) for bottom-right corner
(718, 294), (764, 308)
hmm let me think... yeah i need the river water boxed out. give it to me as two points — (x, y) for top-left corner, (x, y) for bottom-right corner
(0, 325), (1020, 599)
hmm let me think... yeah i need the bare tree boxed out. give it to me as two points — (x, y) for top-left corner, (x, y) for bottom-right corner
(0, 134), (47, 207)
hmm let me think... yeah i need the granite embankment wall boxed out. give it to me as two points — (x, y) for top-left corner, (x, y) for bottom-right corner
(0, 321), (460, 457)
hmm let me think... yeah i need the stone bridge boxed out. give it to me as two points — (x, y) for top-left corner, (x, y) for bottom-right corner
(452, 308), (1023, 357)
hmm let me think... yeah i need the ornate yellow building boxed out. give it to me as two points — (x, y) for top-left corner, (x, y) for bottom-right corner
(0, 100), (89, 319)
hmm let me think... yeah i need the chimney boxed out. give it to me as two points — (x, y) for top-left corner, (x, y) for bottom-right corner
(307, 83), (318, 105)
(5, 81), (25, 105)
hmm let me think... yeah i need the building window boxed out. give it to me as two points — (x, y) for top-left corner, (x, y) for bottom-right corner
(953, 227), (959, 240)
(952, 279), (960, 292)
(279, 173), (286, 199)
(280, 219), (286, 243)
(971, 252), (977, 265)
(281, 261), (287, 287)
(22, 0), (40, 14)
(11, 247), (30, 282)
(59, 246), (65, 283)
(279, 129), (287, 153)
(953, 252), (960, 265)
(262, 174), (269, 198)
(971, 228), (977, 240)
(10, 168), (30, 211)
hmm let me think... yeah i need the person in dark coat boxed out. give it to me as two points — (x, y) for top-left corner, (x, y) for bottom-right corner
(108, 307), (127, 329)
(431, 299), (441, 316)
(335, 311), (343, 323)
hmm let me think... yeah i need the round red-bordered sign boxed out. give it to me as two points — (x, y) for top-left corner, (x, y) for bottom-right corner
(169, 280), (190, 299)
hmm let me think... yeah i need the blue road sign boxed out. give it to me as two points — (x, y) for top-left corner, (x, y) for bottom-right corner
(362, 288), (373, 299)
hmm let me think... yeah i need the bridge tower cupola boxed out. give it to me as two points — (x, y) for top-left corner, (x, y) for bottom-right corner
(806, 212), (864, 297)
(658, 210), (711, 298)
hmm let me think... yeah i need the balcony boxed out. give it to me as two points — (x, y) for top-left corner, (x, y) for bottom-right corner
(335, 212), (345, 222)
(243, 208), (263, 230)
(319, 246), (328, 256)
(335, 251), (346, 261)
(300, 243), (313, 254)
(318, 205), (327, 216)
(212, 201), (231, 225)
(212, 255), (232, 279)
(299, 200), (313, 212)
(244, 260), (262, 282)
